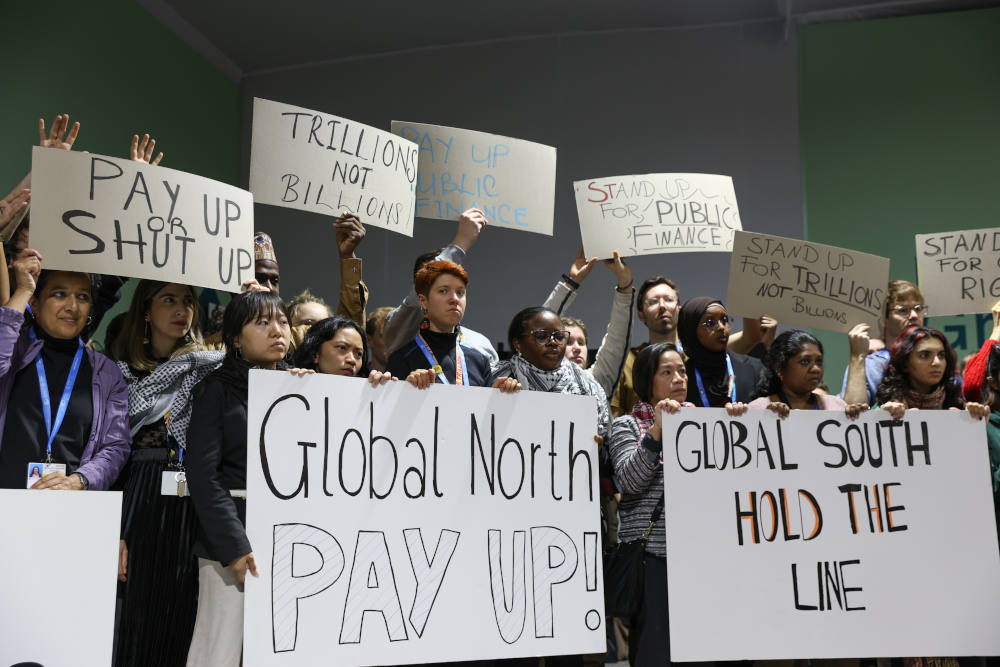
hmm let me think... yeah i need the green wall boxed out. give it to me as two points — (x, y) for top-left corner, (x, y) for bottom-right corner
(799, 7), (1000, 392)
(1, 0), (240, 342)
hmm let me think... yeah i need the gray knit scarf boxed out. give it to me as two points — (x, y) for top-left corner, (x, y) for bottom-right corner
(116, 350), (225, 451)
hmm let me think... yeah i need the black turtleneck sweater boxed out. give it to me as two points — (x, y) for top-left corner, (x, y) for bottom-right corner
(0, 328), (93, 489)
(386, 328), (491, 387)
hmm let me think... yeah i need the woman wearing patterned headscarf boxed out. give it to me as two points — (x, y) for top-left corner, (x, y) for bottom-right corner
(677, 297), (764, 407)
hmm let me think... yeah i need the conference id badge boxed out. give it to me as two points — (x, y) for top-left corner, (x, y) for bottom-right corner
(160, 470), (190, 497)
(26, 461), (66, 489)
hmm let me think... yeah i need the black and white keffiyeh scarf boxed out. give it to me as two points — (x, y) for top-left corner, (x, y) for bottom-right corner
(117, 350), (224, 451)
(490, 354), (610, 438)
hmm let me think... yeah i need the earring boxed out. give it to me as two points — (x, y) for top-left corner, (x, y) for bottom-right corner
(87, 315), (93, 326)
(420, 311), (430, 331)
(143, 320), (150, 344)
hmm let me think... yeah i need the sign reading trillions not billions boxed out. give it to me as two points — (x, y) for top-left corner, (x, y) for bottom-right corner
(664, 409), (1000, 661)
(249, 98), (418, 236)
(243, 372), (605, 666)
(391, 121), (557, 236)
(29, 147), (254, 292)
(573, 173), (742, 259)
(726, 230), (890, 334)
(915, 227), (1000, 316)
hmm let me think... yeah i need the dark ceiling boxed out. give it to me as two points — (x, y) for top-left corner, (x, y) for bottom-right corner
(140, 0), (1000, 80)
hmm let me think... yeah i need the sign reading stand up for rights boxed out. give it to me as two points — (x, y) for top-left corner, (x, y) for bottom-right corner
(29, 147), (254, 291)
(916, 227), (1000, 316)
(574, 172), (742, 259)
(243, 371), (605, 666)
(250, 98), (419, 236)
(726, 230), (890, 333)
(391, 121), (557, 236)
(663, 408), (1000, 661)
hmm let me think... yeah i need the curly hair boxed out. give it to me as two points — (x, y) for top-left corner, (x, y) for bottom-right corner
(293, 315), (369, 375)
(286, 288), (332, 326)
(876, 326), (962, 408)
(751, 330), (823, 400)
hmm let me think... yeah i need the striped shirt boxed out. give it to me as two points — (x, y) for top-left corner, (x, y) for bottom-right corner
(607, 415), (665, 557)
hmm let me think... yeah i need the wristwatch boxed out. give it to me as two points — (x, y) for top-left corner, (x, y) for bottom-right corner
(74, 472), (90, 490)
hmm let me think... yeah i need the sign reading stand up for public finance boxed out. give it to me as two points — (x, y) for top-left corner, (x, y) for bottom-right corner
(663, 408), (1000, 661)
(726, 230), (890, 333)
(916, 227), (1000, 316)
(29, 147), (254, 291)
(574, 172), (742, 259)
(243, 371), (605, 666)
(250, 98), (419, 236)
(391, 121), (557, 236)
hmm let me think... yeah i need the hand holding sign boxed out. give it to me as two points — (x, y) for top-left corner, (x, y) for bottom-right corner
(334, 213), (365, 259)
(452, 207), (488, 252)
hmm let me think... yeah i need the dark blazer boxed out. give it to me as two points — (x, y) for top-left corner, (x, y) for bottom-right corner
(686, 351), (765, 407)
(387, 327), (491, 387)
(185, 356), (252, 565)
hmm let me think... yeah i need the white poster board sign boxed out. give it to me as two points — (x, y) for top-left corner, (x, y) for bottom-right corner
(727, 230), (890, 333)
(663, 408), (1000, 661)
(244, 371), (605, 666)
(391, 121), (557, 236)
(916, 227), (1000, 316)
(0, 490), (122, 667)
(250, 98), (418, 236)
(573, 173), (742, 259)
(30, 147), (254, 291)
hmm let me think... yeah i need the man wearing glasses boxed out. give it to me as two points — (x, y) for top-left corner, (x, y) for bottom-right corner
(842, 279), (928, 405)
(610, 276), (682, 417)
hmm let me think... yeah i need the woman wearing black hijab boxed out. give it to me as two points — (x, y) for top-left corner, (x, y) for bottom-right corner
(677, 297), (764, 407)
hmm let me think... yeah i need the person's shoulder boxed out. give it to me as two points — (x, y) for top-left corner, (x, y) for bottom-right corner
(88, 347), (126, 382)
(820, 394), (849, 410)
(730, 351), (764, 371)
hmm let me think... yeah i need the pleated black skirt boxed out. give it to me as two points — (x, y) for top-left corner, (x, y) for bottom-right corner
(114, 447), (199, 667)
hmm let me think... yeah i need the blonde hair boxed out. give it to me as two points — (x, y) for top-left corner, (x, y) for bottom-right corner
(287, 288), (332, 326)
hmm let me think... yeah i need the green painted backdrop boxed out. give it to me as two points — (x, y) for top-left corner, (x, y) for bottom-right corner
(1, 0), (240, 341)
(799, 7), (1000, 392)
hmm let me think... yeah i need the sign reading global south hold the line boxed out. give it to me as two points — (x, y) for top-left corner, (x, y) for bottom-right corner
(249, 98), (419, 236)
(29, 147), (254, 292)
(391, 121), (557, 236)
(726, 230), (890, 334)
(574, 173), (742, 259)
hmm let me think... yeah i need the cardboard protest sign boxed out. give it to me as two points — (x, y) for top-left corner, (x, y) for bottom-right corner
(391, 121), (556, 236)
(663, 408), (1000, 661)
(244, 371), (605, 666)
(0, 490), (121, 667)
(916, 227), (1000, 316)
(727, 231), (889, 333)
(573, 173), (741, 259)
(29, 147), (254, 291)
(250, 98), (418, 236)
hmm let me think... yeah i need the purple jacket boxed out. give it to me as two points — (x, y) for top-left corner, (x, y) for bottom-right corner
(0, 307), (131, 490)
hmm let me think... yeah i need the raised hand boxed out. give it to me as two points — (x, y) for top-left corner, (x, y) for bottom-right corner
(0, 188), (30, 230)
(39, 114), (80, 151)
(568, 246), (598, 285)
(452, 208), (487, 252)
(334, 212), (366, 259)
(848, 323), (871, 358)
(603, 250), (633, 290)
(130, 133), (163, 165)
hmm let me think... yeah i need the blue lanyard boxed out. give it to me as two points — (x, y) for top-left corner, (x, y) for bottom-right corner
(414, 332), (467, 386)
(777, 390), (820, 410)
(27, 328), (84, 461)
(694, 354), (735, 407)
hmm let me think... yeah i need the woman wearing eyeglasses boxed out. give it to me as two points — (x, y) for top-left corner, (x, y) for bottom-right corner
(677, 297), (763, 408)
(489, 306), (610, 438)
(387, 260), (519, 392)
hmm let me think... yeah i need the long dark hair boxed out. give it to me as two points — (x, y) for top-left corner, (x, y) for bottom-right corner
(222, 291), (288, 362)
(752, 330), (823, 400)
(632, 342), (683, 404)
(294, 316), (369, 376)
(109, 280), (203, 371)
(876, 326), (962, 408)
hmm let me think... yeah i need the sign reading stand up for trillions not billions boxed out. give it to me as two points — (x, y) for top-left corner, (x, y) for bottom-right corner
(243, 372), (605, 666)
(663, 408), (1000, 661)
